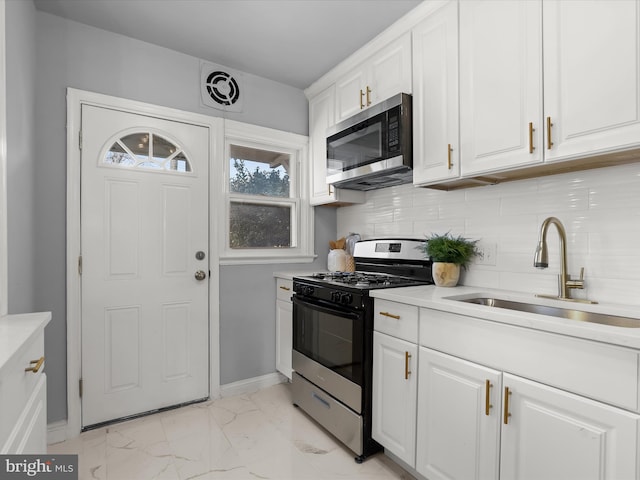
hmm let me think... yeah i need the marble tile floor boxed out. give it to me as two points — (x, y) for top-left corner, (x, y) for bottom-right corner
(48, 382), (415, 480)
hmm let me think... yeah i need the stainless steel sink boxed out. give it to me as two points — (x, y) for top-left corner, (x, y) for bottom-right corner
(458, 297), (640, 328)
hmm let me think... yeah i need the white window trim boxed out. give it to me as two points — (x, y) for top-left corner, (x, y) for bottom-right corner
(220, 119), (314, 265)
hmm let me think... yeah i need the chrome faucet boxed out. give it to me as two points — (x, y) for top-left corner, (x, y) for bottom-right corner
(533, 217), (596, 304)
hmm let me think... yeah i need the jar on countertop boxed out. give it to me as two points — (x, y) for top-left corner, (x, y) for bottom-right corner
(328, 249), (348, 272)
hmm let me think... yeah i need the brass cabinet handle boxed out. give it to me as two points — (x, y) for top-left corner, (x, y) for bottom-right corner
(25, 356), (45, 373)
(546, 117), (554, 150)
(360, 89), (365, 109)
(503, 386), (512, 424)
(404, 351), (412, 379)
(379, 311), (400, 320)
(529, 122), (535, 154)
(279, 285), (291, 291)
(366, 86), (372, 107)
(485, 380), (493, 416)
(447, 144), (453, 170)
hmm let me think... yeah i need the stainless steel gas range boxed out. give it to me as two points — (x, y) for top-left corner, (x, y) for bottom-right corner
(291, 238), (433, 463)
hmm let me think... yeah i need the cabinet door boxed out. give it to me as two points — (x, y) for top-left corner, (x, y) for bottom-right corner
(412, 1), (460, 185)
(368, 33), (412, 107)
(335, 34), (412, 123)
(416, 348), (501, 480)
(308, 86), (364, 206)
(309, 85), (336, 204)
(275, 299), (292, 380)
(459, 0), (543, 175)
(372, 331), (417, 467)
(335, 68), (367, 123)
(500, 373), (640, 480)
(2, 374), (47, 454)
(543, 0), (640, 162)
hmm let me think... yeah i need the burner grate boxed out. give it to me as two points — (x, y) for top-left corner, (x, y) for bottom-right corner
(310, 271), (415, 287)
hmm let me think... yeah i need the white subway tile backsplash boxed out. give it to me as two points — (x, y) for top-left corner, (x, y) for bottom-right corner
(393, 205), (438, 223)
(375, 221), (414, 237)
(335, 164), (640, 306)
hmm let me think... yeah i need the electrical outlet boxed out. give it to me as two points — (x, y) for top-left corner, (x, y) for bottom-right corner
(476, 242), (497, 266)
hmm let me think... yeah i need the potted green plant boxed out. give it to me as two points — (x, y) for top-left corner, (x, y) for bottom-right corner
(423, 232), (480, 287)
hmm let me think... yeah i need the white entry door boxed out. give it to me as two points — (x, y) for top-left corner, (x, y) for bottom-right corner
(80, 104), (210, 427)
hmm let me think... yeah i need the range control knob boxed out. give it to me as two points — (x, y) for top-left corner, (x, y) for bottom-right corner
(340, 293), (353, 305)
(294, 284), (314, 296)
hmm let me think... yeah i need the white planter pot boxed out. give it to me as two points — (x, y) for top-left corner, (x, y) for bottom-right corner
(432, 262), (460, 287)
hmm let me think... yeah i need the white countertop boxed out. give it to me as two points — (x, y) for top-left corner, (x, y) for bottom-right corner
(0, 312), (51, 377)
(372, 285), (640, 350)
(273, 271), (316, 281)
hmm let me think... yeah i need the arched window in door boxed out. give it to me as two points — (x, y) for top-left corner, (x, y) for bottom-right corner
(103, 131), (192, 173)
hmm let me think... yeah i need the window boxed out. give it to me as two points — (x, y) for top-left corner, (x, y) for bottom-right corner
(222, 121), (313, 263)
(103, 131), (192, 173)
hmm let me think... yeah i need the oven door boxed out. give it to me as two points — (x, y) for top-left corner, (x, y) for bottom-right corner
(292, 295), (364, 413)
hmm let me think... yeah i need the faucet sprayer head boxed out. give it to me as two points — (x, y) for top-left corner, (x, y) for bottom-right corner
(533, 240), (548, 269)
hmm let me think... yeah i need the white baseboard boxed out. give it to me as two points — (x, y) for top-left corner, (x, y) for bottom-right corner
(219, 372), (287, 398)
(47, 419), (68, 445)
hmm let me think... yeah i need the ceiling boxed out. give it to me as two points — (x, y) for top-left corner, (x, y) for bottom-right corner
(33, 0), (423, 90)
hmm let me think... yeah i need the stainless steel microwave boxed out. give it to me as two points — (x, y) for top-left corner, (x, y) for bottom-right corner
(326, 93), (412, 191)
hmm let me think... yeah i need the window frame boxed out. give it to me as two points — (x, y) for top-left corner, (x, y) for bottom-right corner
(220, 120), (314, 264)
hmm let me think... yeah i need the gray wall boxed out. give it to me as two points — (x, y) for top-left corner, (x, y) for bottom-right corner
(219, 206), (336, 384)
(6, 0), (37, 313)
(16, 9), (337, 424)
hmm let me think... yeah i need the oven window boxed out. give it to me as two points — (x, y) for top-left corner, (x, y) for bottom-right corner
(293, 301), (363, 385)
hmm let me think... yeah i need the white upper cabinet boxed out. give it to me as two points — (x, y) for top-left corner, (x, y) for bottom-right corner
(459, 0), (543, 176)
(543, 0), (640, 162)
(412, 1), (460, 185)
(308, 85), (364, 206)
(335, 33), (412, 123)
(458, 0), (640, 180)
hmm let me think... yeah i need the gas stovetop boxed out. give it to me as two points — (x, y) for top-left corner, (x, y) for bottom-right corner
(293, 239), (433, 307)
(304, 271), (429, 290)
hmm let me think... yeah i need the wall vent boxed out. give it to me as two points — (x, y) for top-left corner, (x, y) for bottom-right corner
(200, 61), (243, 112)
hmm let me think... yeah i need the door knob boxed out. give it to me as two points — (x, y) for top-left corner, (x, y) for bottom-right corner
(194, 270), (207, 281)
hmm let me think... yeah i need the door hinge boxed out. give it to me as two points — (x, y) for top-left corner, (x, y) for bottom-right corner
(79, 378), (83, 398)
(78, 255), (82, 275)
(79, 130), (82, 151)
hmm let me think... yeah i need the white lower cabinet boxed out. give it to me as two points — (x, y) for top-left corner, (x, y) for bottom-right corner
(372, 331), (418, 467)
(416, 348), (640, 480)
(500, 373), (639, 480)
(0, 313), (50, 454)
(372, 304), (640, 479)
(275, 278), (293, 380)
(416, 348), (501, 480)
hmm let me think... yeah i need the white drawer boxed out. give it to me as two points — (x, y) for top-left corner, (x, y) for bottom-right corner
(421, 308), (640, 411)
(0, 331), (45, 444)
(276, 278), (293, 302)
(374, 299), (419, 343)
